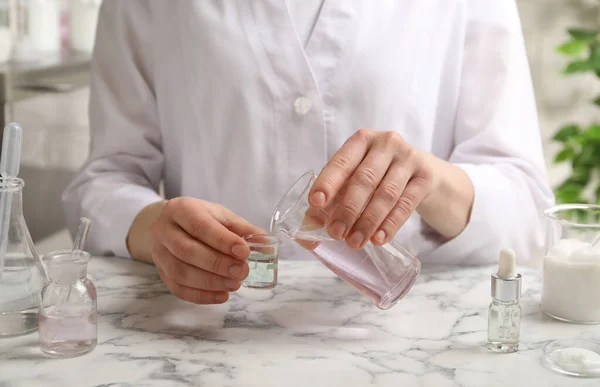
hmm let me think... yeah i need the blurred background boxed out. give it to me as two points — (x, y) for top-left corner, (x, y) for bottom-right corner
(0, 0), (598, 246)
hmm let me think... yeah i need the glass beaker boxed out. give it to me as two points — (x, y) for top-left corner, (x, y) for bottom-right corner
(39, 249), (97, 357)
(0, 177), (47, 337)
(542, 204), (600, 324)
(242, 234), (281, 289)
(270, 171), (421, 310)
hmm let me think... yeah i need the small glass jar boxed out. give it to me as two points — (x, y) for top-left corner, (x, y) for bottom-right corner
(69, 0), (102, 53)
(38, 249), (97, 357)
(27, 0), (61, 53)
(542, 204), (600, 324)
(242, 234), (281, 289)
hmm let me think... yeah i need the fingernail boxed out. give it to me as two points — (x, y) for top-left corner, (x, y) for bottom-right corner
(231, 244), (247, 259)
(310, 191), (326, 206)
(225, 279), (241, 290)
(374, 230), (386, 243)
(216, 293), (228, 303)
(229, 264), (245, 279)
(348, 231), (364, 247)
(330, 221), (347, 240)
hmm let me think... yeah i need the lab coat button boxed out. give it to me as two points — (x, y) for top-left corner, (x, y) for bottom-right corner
(293, 96), (312, 115)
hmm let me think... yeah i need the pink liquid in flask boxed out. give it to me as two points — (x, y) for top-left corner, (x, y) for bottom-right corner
(290, 230), (420, 310)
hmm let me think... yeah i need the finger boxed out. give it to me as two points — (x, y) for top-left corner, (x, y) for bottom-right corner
(309, 129), (372, 208)
(327, 142), (395, 241)
(153, 222), (249, 280)
(373, 175), (432, 245)
(164, 198), (250, 260)
(210, 206), (267, 238)
(346, 160), (412, 248)
(153, 244), (242, 291)
(158, 267), (230, 304)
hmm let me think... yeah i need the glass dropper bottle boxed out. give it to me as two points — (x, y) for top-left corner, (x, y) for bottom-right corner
(38, 217), (98, 357)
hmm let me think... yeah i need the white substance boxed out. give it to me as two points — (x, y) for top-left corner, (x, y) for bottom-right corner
(542, 238), (600, 323)
(0, 27), (12, 63)
(70, 0), (102, 53)
(28, 0), (61, 53)
(550, 347), (600, 373)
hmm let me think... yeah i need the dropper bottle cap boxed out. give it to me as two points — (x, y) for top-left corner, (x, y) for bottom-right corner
(491, 248), (522, 302)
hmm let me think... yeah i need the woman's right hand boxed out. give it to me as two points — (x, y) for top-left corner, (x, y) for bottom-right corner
(150, 197), (265, 304)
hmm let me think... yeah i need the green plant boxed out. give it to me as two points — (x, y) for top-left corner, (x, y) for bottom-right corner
(552, 28), (600, 204)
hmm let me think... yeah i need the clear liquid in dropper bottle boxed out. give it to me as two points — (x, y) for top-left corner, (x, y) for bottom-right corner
(38, 218), (98, 357)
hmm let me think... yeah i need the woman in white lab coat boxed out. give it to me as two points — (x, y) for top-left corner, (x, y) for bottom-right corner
(62, 0), (555, 304)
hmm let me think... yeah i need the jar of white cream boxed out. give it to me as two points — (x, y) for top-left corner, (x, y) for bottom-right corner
(542, 204), (600, 324)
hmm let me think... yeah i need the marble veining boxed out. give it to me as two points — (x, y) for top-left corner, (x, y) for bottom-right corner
(1, 257), (600, 387)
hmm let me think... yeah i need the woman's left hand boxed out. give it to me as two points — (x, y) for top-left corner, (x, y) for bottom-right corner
(308, 129), (436, 248)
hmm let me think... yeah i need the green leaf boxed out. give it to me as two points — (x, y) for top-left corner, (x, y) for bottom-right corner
(553, 124), (581, 142)
(572, 142), (597, 167)
(568, 28), (599, 41)
(591, 45), (600, 69)
(555, 183), (584, 204)
(594, 96), (600, 106)
(557, 40), (587, 55)
(570, 166), (592, 184)
(584, 124), (600, 140)
(564, 60), (594, 74)
(554, 147), (576, 163)
(596, 183), (600, 205)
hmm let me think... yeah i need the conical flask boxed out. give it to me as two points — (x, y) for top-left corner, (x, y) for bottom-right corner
(0, 177), (47, 337)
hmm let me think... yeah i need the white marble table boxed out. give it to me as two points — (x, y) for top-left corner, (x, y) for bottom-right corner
(1, 256), (600, 387)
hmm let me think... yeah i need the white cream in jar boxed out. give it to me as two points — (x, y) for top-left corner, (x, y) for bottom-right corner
(542, 238), (600, 323)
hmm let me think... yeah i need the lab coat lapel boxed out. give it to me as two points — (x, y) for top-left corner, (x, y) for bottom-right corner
(244, 0), (329, 177)
(304, 0), (359, 92)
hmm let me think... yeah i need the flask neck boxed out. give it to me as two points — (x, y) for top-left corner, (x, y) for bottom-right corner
(0, 178), (25, 220)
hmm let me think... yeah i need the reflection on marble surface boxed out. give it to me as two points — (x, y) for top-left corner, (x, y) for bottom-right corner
(1, 257), (599, 387)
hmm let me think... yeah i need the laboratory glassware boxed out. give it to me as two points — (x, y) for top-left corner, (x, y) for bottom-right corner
(486, 248), (522, 353)
(0, 122), (24, 275)
(27, 0), (60, 53)
(69, 0), (102, 53)
(0, 177), (47, 336)
(39, 249), (97, 357)
(242, 233), (281, 289)
(0, 0), (12, 62)
(10, 0), (37, 62)
(542, 204), (600, 324)
(270, 171), (421, 310)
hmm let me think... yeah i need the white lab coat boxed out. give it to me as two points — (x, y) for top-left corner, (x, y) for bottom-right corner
(62, 0), (555, 264)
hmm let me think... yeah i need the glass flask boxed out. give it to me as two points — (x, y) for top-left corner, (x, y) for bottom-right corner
(542, 204), (600, 324)
(270, 171), (421, 310)
(0, 177), (47, 337)
(39, 249), (97, 357)
(242, 234), (281, 289)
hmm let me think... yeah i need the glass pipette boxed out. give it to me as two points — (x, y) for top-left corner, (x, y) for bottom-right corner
(53, 217), (93, 312)
(72, 217), (91, 253)
(0, 123), (24, 276)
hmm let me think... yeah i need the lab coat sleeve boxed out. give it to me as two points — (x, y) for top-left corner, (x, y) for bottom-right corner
(418, 0), (555, 265)
(62, 0), (163, 258)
